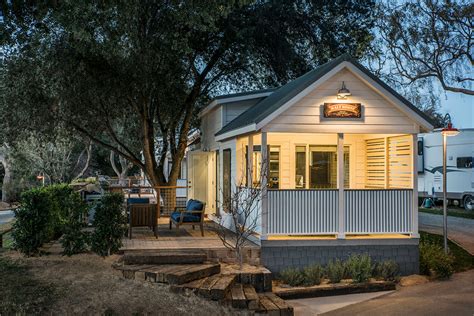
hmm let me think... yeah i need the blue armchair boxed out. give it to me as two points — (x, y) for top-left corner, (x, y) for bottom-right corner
(169, 199), (206, 236)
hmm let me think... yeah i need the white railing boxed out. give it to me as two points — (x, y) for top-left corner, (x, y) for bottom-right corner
(266, 189), (414, 235)
(267, 189), (338, 235)
(345, 189), (413, 234)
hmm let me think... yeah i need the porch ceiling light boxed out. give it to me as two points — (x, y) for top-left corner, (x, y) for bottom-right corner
(441, 114), (459, 137)
(337, 81), (351, 99)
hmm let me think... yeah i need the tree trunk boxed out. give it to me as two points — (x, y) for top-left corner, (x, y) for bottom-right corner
(0, 148), (12, 203)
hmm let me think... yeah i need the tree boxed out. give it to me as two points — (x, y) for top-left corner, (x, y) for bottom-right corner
(9, 130), (91, 185)
(0, 144), (13, 203)
(215, 160), (267, 269)
(378, 0), (473, 95)
(0, 0), (376, 190)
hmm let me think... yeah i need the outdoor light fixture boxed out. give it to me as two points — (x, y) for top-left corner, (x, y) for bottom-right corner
(337, 81), (351, 99)
(441, 113), (460, 254)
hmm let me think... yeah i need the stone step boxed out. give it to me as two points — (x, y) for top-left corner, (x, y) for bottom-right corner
(123, 251), (207, 265)
(172, 273), (237, 301)
(116, 263), (220, 285)
(256, 293), (294, 316)
(227, 283), (260, 310)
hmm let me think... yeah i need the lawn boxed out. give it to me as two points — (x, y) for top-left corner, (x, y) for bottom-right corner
(419, 207), (474, 219)
(0, 256), (56, 315)
(0, 248), (234, 315)
(420, 231), (474, 272)
(0, 222), (14, 249)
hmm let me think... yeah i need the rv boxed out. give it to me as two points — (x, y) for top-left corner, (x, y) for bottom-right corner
(418, 129), (474, 211)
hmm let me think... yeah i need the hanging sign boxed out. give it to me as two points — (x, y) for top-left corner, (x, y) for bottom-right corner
(323, 103), (362, 118)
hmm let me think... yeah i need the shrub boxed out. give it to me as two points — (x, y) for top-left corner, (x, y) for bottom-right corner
(91, 193), (127, 256)
(12, 184), (90, 256)
(12, 188), (53, 255)
(326, 259), (345, 283)
(374, 260), (400, 281)
(279, 267), (305, 287)
(346, 254), (372, 283)
(303, 264), (323, 286)
(420, 242), (454, 279)
(60, 192), (89, 256)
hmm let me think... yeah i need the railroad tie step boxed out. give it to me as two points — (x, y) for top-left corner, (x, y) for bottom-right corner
(228, 284), (260, 310)
(256, 293), (294, 316)
(166, 263), (221, 285)
(123, 251), (207, 265)
(173, 273), (237, 301)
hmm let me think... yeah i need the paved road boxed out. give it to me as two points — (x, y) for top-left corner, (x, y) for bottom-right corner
(419, 212), (474, 255)
(323, 270), (474, 316)
(0, 210), (14, 225)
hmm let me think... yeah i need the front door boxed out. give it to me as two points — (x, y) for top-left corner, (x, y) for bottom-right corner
(188, 151), (209, 207)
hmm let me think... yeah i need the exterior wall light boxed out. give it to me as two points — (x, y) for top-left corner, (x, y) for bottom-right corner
(337, 81), (351, 99)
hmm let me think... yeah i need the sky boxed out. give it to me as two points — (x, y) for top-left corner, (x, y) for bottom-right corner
(440, 92), (474, 129)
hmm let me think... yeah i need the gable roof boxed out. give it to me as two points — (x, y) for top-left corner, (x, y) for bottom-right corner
(215, 54), (435, 138)
(199, 88), (276, 118)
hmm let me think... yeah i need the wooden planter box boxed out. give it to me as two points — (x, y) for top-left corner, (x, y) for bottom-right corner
(273, 279), (396, 300)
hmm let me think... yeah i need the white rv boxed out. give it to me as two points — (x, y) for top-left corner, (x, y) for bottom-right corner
(418, 129), (474, 211)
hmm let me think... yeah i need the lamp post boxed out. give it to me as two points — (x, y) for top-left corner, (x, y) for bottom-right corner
(441, 114), (459, 254)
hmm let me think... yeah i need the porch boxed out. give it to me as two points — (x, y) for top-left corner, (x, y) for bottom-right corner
(121, 218), (261, 264)
(224, 131), (419, 239)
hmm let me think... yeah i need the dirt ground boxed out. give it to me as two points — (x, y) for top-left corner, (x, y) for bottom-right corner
(1, 245), (239, 315)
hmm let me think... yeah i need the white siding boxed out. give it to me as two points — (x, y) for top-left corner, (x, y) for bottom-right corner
(200, 107), (222, 151)
(265, 68), (419, 134)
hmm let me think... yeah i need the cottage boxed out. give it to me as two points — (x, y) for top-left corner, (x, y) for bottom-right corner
(188, 54), (434, 274)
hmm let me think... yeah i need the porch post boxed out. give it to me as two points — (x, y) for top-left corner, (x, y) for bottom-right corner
(247, 134), (253, 188)
(337, 133), (345, 239)
(261, 132), (268, 238)
(411, 134), (420, 238)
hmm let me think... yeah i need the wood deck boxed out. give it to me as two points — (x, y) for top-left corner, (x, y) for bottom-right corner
(121, 218), (260, 265)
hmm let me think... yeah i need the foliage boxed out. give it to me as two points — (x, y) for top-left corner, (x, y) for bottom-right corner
(303, 264), (324, 286)
(59, 191), (89, 256)
(12, 188), (53, 255)
(11, 184), (87, 256)
(373, 260), (400, 282)
(326, 259), (345, 284)
(375, 0), (473, 96)
(420, 231), (474, 272)
(419, 240), (455, 279)
(279, 267), (305, 287)
(8, 131), (92, 185)
(90, 193), (127, 256)
(345, 254), (372, 283)
(0, 0), (376, 190)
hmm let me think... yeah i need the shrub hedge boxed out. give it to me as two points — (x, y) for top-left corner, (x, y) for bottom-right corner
(278, 255), (401, 286)
(419, 242), (454, 279)
(12, 184), (88, 256)
(90, 193), (127, 256)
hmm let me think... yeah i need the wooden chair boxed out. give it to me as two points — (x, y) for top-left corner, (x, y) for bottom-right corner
(129, 203), (158, 239)
(169, 201), (206, 237)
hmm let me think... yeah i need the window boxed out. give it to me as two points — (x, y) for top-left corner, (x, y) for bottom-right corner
(308, 145), (349, 189)
(223, 149), (231, 212)
(295, 146), (306, 188)
(457, 157), (473, 169)
(245, 145), (280, 188)
(269, 146), (280, 189)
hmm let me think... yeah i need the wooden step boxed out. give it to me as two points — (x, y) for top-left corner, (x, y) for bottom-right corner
(123, 251), (207, 265)
(117, 263), (220, 284)
(228, 284), (260, 310)
(256, 293), (294, 316)
(172, 273), (237, 301)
